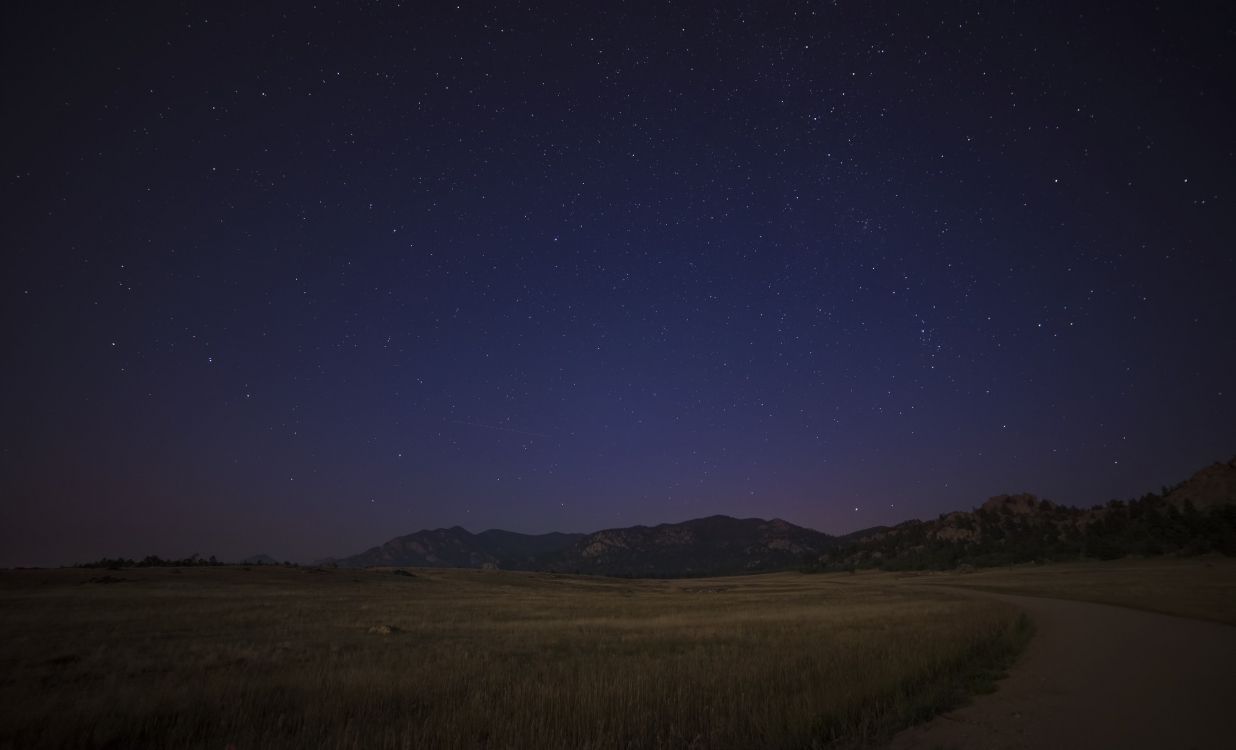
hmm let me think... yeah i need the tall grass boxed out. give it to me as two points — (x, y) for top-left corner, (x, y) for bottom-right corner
(0, 568), (1027, 749)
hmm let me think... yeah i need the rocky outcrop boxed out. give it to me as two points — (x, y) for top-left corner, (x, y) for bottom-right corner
(825, 456), (1236, 570)
(1166, 457), (1236, 510)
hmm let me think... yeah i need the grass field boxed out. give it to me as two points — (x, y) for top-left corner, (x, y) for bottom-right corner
(0, 566), (1028, 749)
(898, 556), (1236, 625)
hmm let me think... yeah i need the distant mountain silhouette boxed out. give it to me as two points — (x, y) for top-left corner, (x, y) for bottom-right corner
(539, 515), (836, 577)
(334, 516), (836, 576)
(332, 456), (1236, 576)
(474, 529), (589, 562)
(335, 527), (585, 569)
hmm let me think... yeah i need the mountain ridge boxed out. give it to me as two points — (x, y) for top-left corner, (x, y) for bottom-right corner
(331, 515), (837, 577)
(538, 514), (836, 577)
(331, 456), (1236, 575)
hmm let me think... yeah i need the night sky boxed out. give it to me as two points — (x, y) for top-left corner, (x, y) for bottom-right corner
(3, 2), (1234, 567)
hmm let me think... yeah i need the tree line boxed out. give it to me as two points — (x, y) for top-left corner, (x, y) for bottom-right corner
(76, 554), (292, 569)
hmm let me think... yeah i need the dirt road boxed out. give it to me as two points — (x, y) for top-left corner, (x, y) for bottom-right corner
(888, 588), (1236, 750)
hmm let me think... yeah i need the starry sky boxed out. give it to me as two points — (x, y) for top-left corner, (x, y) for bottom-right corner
(3, 2), (1234, 566)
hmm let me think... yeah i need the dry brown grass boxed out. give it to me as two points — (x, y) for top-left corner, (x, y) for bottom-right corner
(887, 556), (1236, 625)
(0, 567), (1028, 749)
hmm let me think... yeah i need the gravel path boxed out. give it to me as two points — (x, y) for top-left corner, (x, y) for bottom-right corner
(888, 588), (1236, 750)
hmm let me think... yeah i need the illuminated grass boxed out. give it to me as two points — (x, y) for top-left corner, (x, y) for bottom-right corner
(0, 567), (1027, 749)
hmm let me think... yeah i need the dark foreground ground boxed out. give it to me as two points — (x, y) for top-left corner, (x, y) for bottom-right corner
(0, 566), (1024, 749)
(1, 558), (1232, 749)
